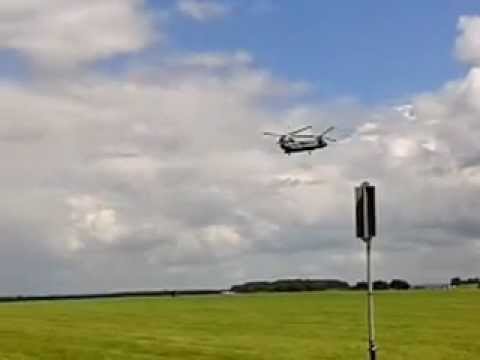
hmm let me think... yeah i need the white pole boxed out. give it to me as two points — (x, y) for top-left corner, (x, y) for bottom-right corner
(362, 182), (377, 360)
(366, 238), (377, 360)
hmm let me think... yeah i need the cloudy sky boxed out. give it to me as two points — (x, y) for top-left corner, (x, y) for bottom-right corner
(0, 1), (479, 295)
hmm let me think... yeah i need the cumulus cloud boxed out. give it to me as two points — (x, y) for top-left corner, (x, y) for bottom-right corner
(0, 6), (479, 294)
(175, 50), (253, 69)
(395, 104), (416, 121)
(67, 194), (128, 249)
(0, 0), (155, 68)
(456, 16), (480, 65)
(177, 0), (229, 21)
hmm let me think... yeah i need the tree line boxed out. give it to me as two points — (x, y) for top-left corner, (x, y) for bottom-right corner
(230, 278), (411, 293)
(450, 277), (480, 287)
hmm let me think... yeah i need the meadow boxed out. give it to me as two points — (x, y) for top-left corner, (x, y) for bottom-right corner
(0, 290), (478, 359)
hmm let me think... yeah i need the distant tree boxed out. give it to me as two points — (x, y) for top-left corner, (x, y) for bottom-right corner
(272, 279), (304, 292)
(374, 280), (390, 290)
(352, 282), (368, 290)
(230, 281), (273, 293)
(450, 277), (461, 286)
(390, 279), (411, 290)
(230, 279), (350, 293)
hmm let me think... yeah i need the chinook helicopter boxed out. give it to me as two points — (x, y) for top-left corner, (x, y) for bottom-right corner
(263, 125), (336, 155)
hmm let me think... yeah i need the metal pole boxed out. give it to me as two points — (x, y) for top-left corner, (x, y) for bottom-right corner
(362, 182), (377, 360)
(366, 238), (377, 360)
(355, 182), (378, 359)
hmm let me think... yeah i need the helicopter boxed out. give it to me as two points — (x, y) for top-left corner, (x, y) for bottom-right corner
(263, 125), (336, 155)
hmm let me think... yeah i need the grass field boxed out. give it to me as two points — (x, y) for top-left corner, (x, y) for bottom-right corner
(0, 290), (478, 359)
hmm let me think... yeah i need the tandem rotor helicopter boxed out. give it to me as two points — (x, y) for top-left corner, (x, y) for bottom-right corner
(263, 125), (336, 155)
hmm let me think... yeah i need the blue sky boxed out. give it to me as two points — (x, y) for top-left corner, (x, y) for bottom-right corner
(154, 0), (480, 103)
(3, 1), (480, 104)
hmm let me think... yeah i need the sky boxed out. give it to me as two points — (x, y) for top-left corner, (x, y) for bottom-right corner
(0, 1), (479, 295)
(162, 0), (480, 103)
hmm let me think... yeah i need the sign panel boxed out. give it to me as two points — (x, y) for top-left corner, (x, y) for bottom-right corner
(355, 182), (376, 239)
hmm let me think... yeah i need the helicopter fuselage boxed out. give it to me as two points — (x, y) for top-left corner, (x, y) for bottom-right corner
(280, 137), (327, 154)
(264, 125), (334, 154)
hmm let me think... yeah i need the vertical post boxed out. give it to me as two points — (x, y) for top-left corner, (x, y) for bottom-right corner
(366, 238), (376, 360)
(356, 181), (377, 360)
(362, 183), (376, 360)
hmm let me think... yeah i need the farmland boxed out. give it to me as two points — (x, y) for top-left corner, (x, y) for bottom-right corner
(0, 290), (478, 359)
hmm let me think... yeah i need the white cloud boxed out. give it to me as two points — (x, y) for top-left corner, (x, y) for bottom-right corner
(1, 57), (480, 291)
(0, 0), (156, 68)
(204, 225), (242, 247)
(1, 9), (480, 293)
(462, 166), (480, 186)
(67, 195), (127, 246)
(176, 50), (253, 69)
(177, 0), (229, 21)
(395, 104), (417, 120)
(94, 154), (161, 182)
(421, 139), (437, 152)
(389, 137), (417, 158)
(357, 122), (379, 134)
(456, 16), (480, 65)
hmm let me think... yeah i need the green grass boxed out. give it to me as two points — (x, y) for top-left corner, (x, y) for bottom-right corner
(0, 290), (478, 359)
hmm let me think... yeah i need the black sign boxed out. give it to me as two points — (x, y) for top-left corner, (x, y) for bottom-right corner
(355, 183), (376, 239)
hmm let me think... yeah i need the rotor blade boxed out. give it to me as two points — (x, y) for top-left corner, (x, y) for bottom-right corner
(288, 125), (312, 135)
(263, 132), (283, 137)
(292, 134), (315, 138)
(320, 126), (335, 136)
